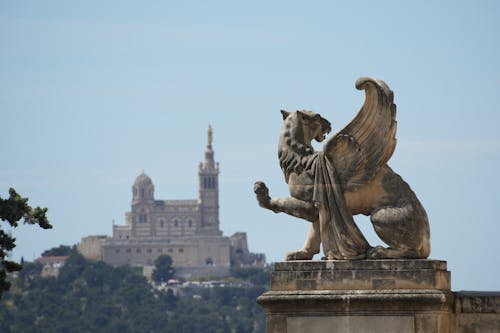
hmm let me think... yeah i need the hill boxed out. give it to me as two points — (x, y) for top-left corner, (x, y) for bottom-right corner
(0, 251), (269, 333)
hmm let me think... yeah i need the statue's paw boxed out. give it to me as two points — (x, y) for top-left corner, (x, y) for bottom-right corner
(286, 251), (314, 261)
(253, 181), (269, 196)
(253, 181), (271, 207)
(367, 246), (385, 259)
(322, 251), (337, 260)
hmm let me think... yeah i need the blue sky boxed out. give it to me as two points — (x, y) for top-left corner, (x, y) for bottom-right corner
(1, 1), (499, 290)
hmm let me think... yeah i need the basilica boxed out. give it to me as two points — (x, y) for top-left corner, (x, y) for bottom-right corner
(78, 127), (264, 278)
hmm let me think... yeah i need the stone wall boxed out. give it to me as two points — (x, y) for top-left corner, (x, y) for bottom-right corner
(77, 235), (107, 261)
(258, 260), (500, 333)
(455, 291), (500, 332)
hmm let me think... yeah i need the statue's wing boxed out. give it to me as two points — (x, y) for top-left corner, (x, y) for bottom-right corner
(324, 77), (397, 191)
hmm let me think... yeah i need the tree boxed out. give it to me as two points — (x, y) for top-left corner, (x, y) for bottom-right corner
(230, 266), (272, 286)
(0, 188), (52, 298)
(41, 244), (75, 257)
(151, 254), (175, 284)
(0, 253), (267, 332)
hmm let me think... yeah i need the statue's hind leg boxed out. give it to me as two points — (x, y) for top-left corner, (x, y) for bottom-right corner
(368, 203), (430, 259)
(368, 245), (420, 259)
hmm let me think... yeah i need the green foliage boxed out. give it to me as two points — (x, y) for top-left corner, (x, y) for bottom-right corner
(0, 188), (52, 298)
(0, 255), (267, 332)
(230, 266), (272, 285)
(151, 254), (175, 284)
(16, 261), (43, 290)
(41, 245), (75, 257)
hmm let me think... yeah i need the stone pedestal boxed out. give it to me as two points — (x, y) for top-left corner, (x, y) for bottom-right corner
(257, 260), (455, 333)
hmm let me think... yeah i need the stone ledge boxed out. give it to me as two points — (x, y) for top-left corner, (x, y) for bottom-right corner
(271, 259), (451, 291)
(258, 289), (455, 314)
(455, 291), (500, 313)
(274, 259), (447, 271)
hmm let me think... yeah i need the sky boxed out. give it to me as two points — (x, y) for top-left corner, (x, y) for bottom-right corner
(1, 1), (499, 290)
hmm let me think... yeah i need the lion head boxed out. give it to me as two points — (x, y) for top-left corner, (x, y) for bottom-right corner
(278, 110), (332, 182)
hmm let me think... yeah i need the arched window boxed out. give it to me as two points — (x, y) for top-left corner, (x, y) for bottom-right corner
(139, 209), (147, 223)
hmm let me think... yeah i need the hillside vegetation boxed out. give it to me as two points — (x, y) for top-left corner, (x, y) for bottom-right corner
(0, 251), (269, 333)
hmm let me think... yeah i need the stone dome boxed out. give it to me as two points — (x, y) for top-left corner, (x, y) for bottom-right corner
(134, 172), (153, 187)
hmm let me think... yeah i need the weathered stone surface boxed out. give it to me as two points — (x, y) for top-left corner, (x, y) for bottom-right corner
(455, 292), (500, 333)
(287, 316), (414, 333)
(456, 291), (500, 313)
(258, 261), (500, 332)
(258, 289), (455, 333)
(274, 259), (447, 271)
(258, 260), (455, 333)
(270, 259), (450, 291)
(258, 289), (454, 313)
(254, 78), (430, 260)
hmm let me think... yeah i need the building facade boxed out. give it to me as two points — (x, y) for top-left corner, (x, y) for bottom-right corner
(78, 127), (264, 277)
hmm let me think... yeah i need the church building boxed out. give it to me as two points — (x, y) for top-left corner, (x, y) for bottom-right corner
(78, 126), (264, 278)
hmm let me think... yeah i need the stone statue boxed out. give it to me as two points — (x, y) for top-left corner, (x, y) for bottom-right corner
(254, 77), (430, 260)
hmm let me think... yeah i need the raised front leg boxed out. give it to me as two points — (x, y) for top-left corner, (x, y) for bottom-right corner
(254, 181), (318, 222)
(254, 181), (321, 261)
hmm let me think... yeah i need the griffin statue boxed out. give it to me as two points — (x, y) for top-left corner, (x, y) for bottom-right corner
(254, 77), (430, 260)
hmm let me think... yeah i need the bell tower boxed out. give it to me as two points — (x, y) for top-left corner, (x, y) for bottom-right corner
(198, 125), (221, 235)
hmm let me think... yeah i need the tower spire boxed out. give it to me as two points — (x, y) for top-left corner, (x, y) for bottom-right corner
(208, 125), (213, 147)
(199, 124), (220, 235)
(203, 125), (216, 170)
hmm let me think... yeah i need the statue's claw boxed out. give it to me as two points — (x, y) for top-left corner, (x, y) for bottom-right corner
(253, 181), (268, 195)
(254, 181), (272, 209)
(286, 251), (314, 261)
(322, 251), (338, 260)
(367, 246), (385, 259)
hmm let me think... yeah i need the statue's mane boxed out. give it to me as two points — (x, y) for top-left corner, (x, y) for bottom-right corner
(278, 116), (317, 183)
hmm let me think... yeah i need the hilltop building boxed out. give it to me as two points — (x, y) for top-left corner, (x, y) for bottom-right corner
(78, 127), (264, 278)
(35, 256), (68, 278)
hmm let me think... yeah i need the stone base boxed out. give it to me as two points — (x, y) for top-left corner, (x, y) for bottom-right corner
(271, 259), (450, 291)
(259, 289), (454, 333)
(258, 260), (500, 333)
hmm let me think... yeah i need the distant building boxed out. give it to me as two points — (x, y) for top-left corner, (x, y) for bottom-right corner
(35, 256), (68, 277)
(78, 126), (264, 278)
(230, 232), (266, 267)
(78, 235), (106, 261)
